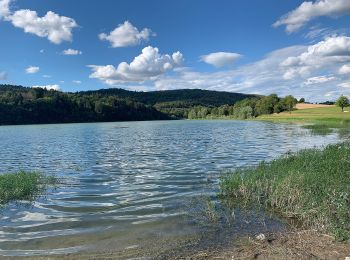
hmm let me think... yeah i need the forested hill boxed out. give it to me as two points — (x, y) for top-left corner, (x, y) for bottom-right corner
(81, 88), (257, 118)
(83, 88), (257, 106)
(0, 85), (256, 125)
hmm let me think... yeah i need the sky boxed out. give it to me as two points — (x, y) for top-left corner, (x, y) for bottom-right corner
(1, 0), (350, 102)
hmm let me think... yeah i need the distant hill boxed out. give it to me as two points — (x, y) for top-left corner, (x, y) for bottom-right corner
(84, 88), (256, 106)
(81, 88), (257, 118)
(0, 85), (257, 125)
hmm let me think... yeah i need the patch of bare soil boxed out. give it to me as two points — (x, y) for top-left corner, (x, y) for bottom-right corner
(182, 230), (350, 260)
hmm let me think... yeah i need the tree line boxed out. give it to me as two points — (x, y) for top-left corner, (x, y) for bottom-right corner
(187, 94), (298, 119)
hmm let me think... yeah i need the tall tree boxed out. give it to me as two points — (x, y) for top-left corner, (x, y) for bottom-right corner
(283, 95), (297, 114)
(336, 95), (349, 112)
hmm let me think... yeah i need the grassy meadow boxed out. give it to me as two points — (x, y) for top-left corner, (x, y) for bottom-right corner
(258, 105), (350, 126)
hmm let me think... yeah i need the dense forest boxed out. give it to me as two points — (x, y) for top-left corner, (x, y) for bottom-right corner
(0, 85), (167, 125)
(0, 84), (297, 125)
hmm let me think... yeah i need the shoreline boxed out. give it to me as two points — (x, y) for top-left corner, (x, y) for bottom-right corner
(17, 230), (350, 259)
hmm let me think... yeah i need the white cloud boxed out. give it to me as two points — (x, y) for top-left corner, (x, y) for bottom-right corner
(339, 64), (350, 74)
(25, 66), (40, 74)
(72, 80), (81, 84)
(304, 75), (336, 85)
(32, 84), (60, 91)
(154, 46), (304, 92)
(338, 81), (350, 88)
(0, 71), (7, 80)
(0, 0), (77, 44)
(200, 52), (242, 67)
(99, 21), (153, 48)
(89, 46), (183, 84)
(0, 0), (10, 19)
(281, 36), (350, 79)
(89, 36), (350, 102)
(274, 0), (350, 33)
(62, 48), (82, 55)
(144, 42), (350, 102)
(43, 74), (51, 78)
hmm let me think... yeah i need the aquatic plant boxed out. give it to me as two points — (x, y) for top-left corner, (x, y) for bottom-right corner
(220, 143), (350, 240)
(0, 171), (56, 206)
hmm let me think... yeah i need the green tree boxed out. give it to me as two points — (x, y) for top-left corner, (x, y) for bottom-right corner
(336, 95), (349, 112)
(283, 95), (297, 114)
(299, 97), (305, 103)
(255, 94), (279, 115)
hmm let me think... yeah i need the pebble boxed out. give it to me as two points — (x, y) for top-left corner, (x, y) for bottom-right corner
(256, 233), (266, 241)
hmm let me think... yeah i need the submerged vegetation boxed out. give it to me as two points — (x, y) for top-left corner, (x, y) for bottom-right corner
(220, 143), (350, 240)
(0, 171), (56, 205)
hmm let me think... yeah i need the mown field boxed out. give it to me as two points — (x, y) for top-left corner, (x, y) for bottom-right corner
(258, 106), (350, 126)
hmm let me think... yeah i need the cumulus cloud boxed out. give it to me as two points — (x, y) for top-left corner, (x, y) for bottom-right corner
(32, 84), (60, 91)
(339, 64), (350, 74)
(99, 21), (153, 47)
(274, 0), (350, 33)
(0, 71), (7, 80)
(90, 37), (350, 102)
(62, 48), (82, 55)
(89, 46), (183, 84)
(200, 52), (242, 67)
(25, 66), (40, 74)
(0, 0), (77, 44)
(154, 46), (306, 93)
(281, 36), (350, 79)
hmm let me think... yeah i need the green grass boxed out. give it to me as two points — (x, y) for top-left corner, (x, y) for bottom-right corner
(0, 171), (56, 206)
(220, 143), (350, 240)
(258, 106), (350, 126)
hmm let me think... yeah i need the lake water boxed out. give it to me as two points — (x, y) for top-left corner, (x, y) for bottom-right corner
(0, 120), (344, 257)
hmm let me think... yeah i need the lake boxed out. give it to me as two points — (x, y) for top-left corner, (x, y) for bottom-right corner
(0, 120), (344, 257)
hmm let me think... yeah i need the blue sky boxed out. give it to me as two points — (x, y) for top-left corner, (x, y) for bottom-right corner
(1, 0), (350, 101)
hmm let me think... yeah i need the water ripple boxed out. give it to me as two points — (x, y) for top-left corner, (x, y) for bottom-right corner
(0, 120), (342, 256)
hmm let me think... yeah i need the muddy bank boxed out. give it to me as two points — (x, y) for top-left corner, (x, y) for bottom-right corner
(181, 230), (350, 260)
(17, 230), (349, 259)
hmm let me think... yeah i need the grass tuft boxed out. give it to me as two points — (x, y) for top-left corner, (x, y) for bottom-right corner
(0, 171), (56, 206)
(220, 143), (350, 240)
